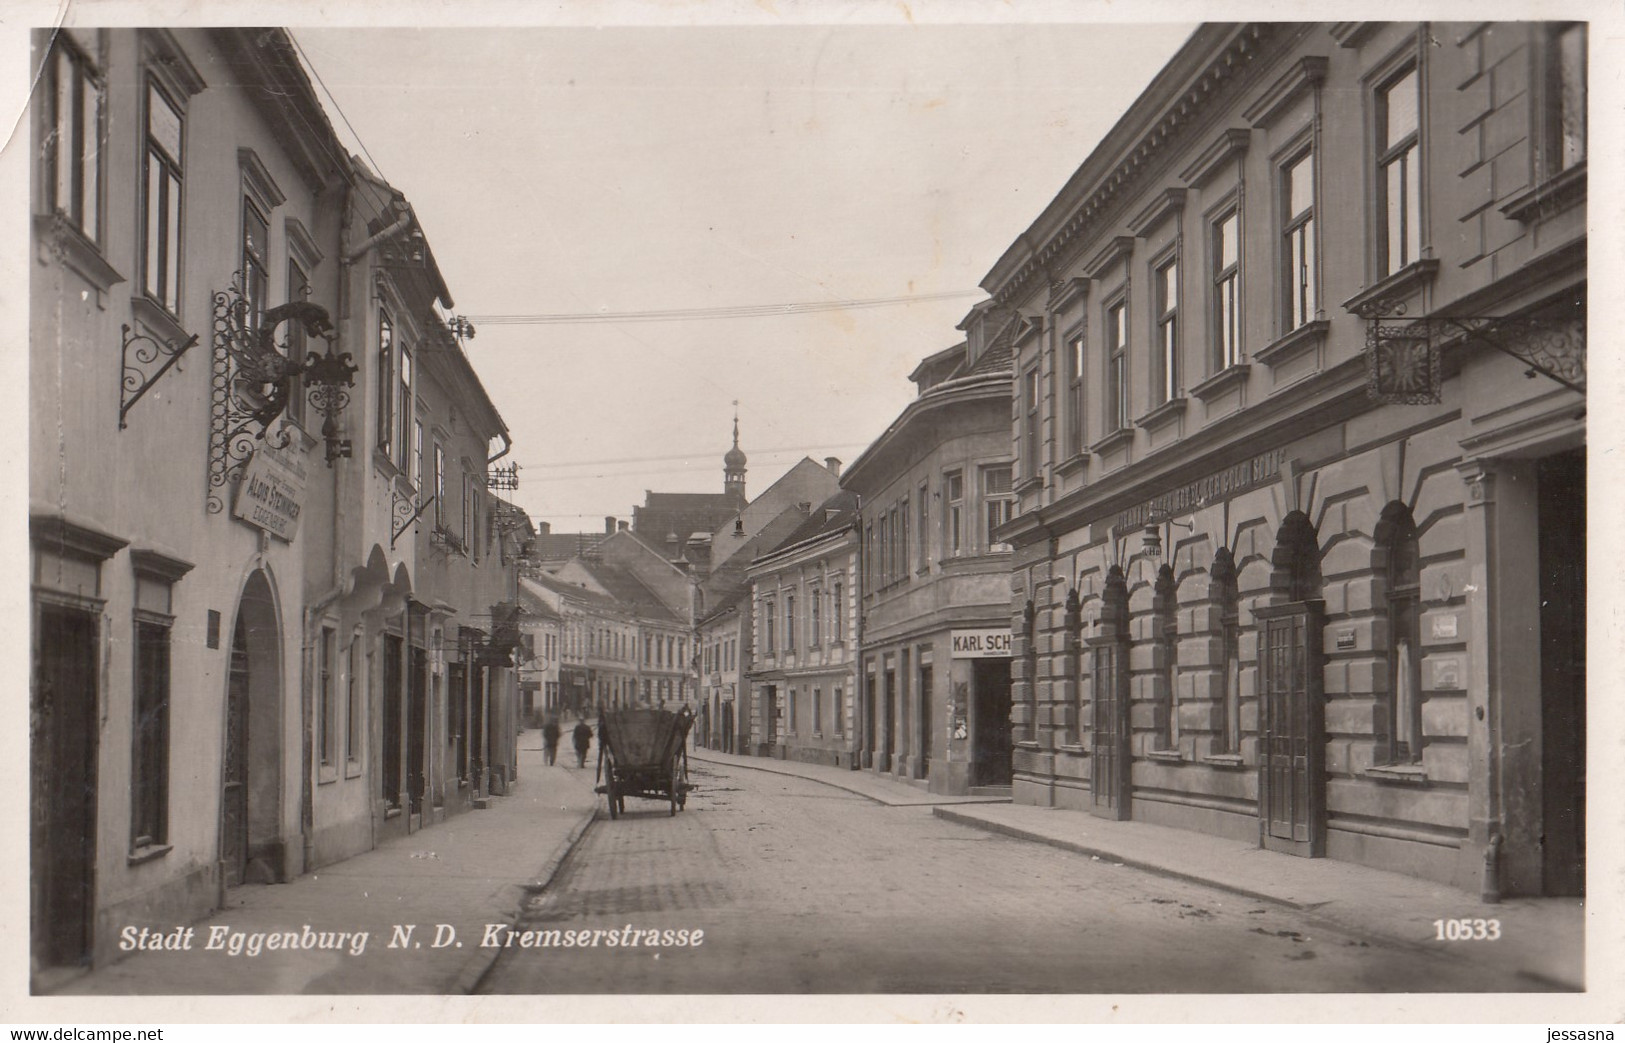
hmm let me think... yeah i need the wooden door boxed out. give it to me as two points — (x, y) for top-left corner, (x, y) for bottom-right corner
(32, 603), (99, 969)
(222, 620), (251, 886)
(1257, 601), (1325, 856)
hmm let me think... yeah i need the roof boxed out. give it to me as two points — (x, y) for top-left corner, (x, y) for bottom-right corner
(529, 532), (608, 562)
(632, 490), (746, 558)
(762, 490), (859, 558)
(569, 560), (683, 624)
(522, 572), (624, 615)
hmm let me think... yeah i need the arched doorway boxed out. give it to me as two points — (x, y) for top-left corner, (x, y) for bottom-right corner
(222, 569), (283, 887)
(1256, 511), (1326, 857)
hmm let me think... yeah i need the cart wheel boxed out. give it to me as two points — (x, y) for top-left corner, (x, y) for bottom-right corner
(607, 782), (619, 820)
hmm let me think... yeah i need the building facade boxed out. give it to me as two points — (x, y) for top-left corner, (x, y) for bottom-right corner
(841, 336), (1018, 795)
(745, 494), (860, 766)
(987, 22), (1585, 896)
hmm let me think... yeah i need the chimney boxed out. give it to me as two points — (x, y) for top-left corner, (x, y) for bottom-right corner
(797, 501), (812, 514)
(604, 516), (616, 535)
(618, 520), (629, 532)
(539, 521), (551, 535)
(825, 457), (842, 477)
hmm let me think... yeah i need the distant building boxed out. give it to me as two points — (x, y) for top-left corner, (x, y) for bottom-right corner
(987, 22), (1585, 896)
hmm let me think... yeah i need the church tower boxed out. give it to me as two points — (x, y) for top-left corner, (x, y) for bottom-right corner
(723, 405), (747, 502)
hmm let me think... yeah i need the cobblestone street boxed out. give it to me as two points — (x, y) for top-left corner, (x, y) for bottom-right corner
(478, 761), (1530, 994)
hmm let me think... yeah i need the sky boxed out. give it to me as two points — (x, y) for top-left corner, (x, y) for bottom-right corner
(286, 14), (1194, 532)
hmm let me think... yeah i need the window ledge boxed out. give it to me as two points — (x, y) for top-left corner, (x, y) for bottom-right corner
(1013, 740), (1043, 750)
(36, 212), (126, 294)
(1089, 428), (1134, 456)
(1190, 364), (1250, 403)
(1202, 753), (1247, 768)
(1363, 764), (1430, 784)
(1255, 319), (1330, 369)
(373, 449), (405, 482)
(1058, 743), (1088, 755)
(131, 294), (190, 350)
(1341, 258), (1441, 317)
(127, 843), (173, 866)
(1145, 748), (1184, 763)
(1014, 475), (1044, 496)
(384, 806), (403, 819)
(1135, 397), (1188, 432)
(1499, 162), (1585, 224)
(317, 766), (339, 785)
(1055, 453), (1090, 479)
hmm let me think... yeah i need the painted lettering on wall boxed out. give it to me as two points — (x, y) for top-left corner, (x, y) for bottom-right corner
(950, 629), (1011, 659)
(232, 444), (307, 541)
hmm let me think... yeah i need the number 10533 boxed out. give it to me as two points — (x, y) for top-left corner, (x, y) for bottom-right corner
(1433, 918), (1501, 940)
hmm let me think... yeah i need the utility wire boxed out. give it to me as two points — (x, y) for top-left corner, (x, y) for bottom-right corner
(288, 32), (390, 189)
(464, 290), (981, 326)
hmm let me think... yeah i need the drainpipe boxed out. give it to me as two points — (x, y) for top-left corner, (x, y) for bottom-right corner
(342, 199), (413, 266)
(1481, 832), (1504, 904)
(487, 432), (511, 466)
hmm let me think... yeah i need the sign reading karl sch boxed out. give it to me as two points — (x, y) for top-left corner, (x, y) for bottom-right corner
(950, 628), (1012, 659)
(232, 444), (307, 541)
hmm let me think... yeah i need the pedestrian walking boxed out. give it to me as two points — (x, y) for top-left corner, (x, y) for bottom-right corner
(542, 717), (561, 766)
(572, 718), (593, 768)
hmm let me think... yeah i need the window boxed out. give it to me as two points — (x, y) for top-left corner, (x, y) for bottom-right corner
(833, 686), (844, 737)
(1153, 256), (1179, 404)
(1066, 334), (1085, 456)
(764, 598), (776, 653)
(1213, 549), (1241, 755)
(376, 313), (395, 453)
(241, 198), (269, 331)
(396, 345), (414, 472)
(412, 421), (424, 487)
(813, 688), (823, 734)
(318, 626), (337, 769)
(1376, 65), (1421, 277)
(1105, 300), (1128, 431)
(1540, 23), (1587, 177)
(1023, 367), (1040, 478)
(432, 443), (445, 526)
(46, 35), (103, 241)
(899, 501), (910, 582)
(810, 586), (821, 647)
(917, 484), (930, 572)
(1154, 566), (1178, 751)
(131, 570), (175, 850)
(785, 594), (796, 652)
(143, 80), (184, 313)
(286, 259), (310, 426)
(788, 688), (797, 733)
(832, 580), (844, 642)
(1381, 505), (1423, 764)
(1282, 150), (1316, 331)
(346, 633), (362, 764)
(945, 472), (964, 556)
(864, 524), (875, 588)
(983, 465), (1013, 552)
(1213, 211), (1241, 369)
(877, 513), (888, 584)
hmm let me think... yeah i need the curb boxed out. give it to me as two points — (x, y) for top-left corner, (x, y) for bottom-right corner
(690, 751), (1009, 809)
(931, 806), (1302, 910)
(450, 803), (599, 995)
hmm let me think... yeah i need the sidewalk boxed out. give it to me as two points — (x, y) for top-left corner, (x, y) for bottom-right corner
(693, 747), (1582, 990)
(689, 747), (1011, 807)
(931, 802), (1584, 990)
(53, 740), (600, 995)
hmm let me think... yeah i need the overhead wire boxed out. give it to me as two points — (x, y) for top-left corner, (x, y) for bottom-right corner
(462, 289), (981, 326)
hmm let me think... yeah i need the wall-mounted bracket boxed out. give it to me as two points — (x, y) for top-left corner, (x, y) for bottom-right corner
(120, 323), (199, 429)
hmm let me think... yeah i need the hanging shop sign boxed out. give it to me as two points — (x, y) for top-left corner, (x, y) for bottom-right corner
(232, 443), (308, 541)
(950, 628), (1012, 659)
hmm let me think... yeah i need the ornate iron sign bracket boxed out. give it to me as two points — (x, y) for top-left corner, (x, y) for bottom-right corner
(1355, 297), (1585, 404)
(120, 323), (200, 429)
(392, 482), (435, 548)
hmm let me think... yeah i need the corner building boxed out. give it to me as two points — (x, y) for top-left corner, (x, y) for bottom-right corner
(842, 333), (1017, 795)
(988, 22), (1584, 896)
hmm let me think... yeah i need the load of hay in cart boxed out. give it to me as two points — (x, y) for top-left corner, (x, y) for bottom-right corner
(594, 706), (695, 818)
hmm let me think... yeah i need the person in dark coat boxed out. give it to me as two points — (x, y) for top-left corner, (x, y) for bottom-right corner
(541, 718), (561, 766)
(572, 718), (593, 768)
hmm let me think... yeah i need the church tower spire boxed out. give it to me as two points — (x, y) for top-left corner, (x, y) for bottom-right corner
(723, 401), (747, 501)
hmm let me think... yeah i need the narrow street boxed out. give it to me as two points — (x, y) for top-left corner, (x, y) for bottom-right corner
(478, 761), (1522, 994)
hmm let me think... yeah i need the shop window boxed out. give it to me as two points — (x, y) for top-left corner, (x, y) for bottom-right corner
(1021, 598), (1037, 742)
(46, 33), (103, 242)
(318, 625), (337, 770)
(1377, 503), (1423, 763)
(131, 606), (171, 848)
(1211, 549), (1241, 755)
(1281, 148), (1317, 331)
(1153, 565), (1178, 751)
(1064, 586), (1083, 746)
(1376, 63), (1422, 277)
(1212, 210), (1241, 369)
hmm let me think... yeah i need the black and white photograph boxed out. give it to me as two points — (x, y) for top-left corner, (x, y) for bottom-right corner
(9, 0), (1620, 1027)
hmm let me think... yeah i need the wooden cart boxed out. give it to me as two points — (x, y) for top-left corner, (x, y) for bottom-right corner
(594, 707), (695, 818)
